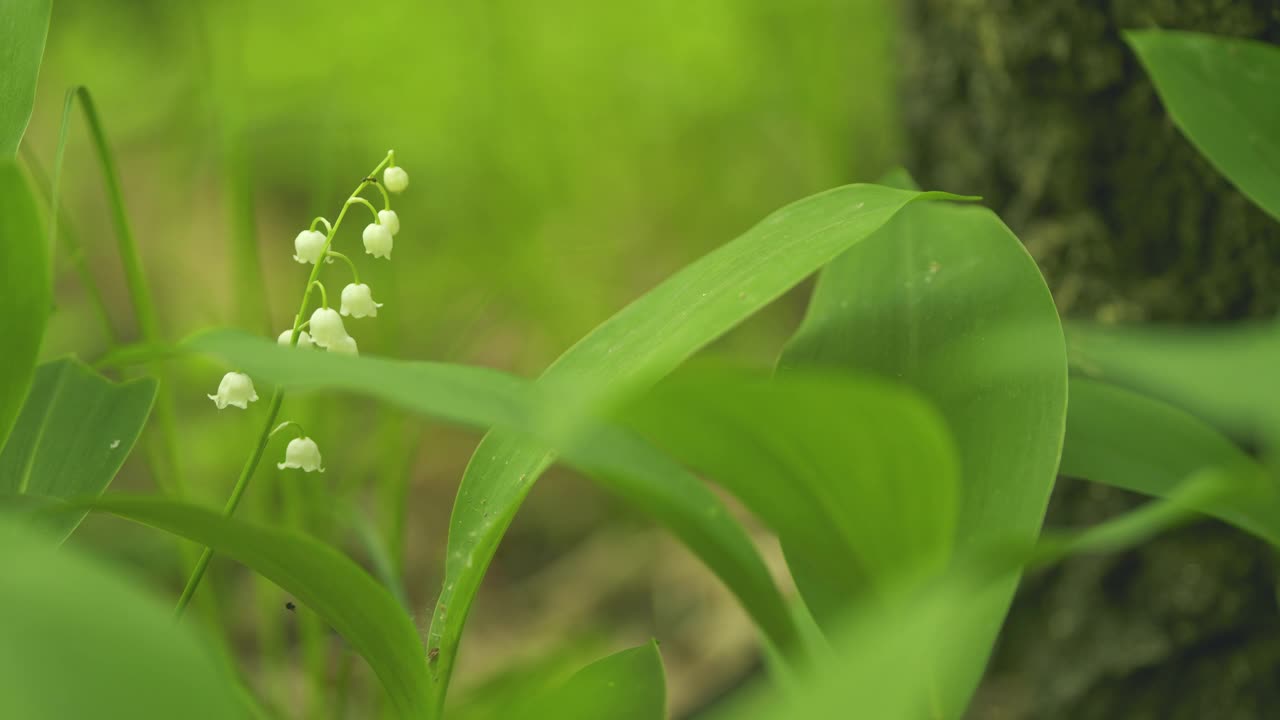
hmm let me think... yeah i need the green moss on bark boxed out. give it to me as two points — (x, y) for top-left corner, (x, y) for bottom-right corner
(901, 0), (1280, 321)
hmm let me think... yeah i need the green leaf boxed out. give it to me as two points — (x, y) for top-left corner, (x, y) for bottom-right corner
(621, 369), (959, 625)
(526, 641), (666, 720)
(0, 160), (50, 449)
(427, 184), (974, 709)
(0, 517), (244, 719)
(1033, 468), (1240, 565)
(709, 569), (998, 720)
(1061, 378), (1279, 547)
(1127, 30), (1280, 222)
(778, 171), (1067, 714)
(189, 330), (795, 683)
(0, 358), (156, 541)
(1067, 321), (1280, 444)
(0, 0), (50, 157)
(89, 495), (431, 719)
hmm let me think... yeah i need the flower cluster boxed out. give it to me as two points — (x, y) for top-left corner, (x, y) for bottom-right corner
(207, 152), (409, 473)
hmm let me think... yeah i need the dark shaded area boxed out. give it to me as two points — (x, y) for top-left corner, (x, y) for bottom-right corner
(898, 1), (1280, 717)
(902, 0), (1280, 322)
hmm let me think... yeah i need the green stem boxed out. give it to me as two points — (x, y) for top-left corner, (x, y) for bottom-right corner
(175, 388), (284, 616)
(61, 87), (186, 500)
(345, 195), (381, 223)
(269, 420), (305, 439)
(225, 124), (269, 335)
(174, 154), (392, 615)
(21, 141), (116, 343)
(311, 280), (330, 309)
(72, 87), (162, 343)
(311, 216), (333, 233)
(370, 180), (391, 210)
(325, 250), (360, 284)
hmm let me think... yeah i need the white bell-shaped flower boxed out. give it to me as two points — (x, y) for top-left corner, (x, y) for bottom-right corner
(277, 436), (325, 472)
(363, 223), (393, 259)
(207, 372), (259, 410)
(340, 283), (383, 318)
(277, 329), (315, 349)
(377, 209), (400, 236)
(293, 230), (326, 264)
(329, 335), (359, 355)
(383, 166), (409, 193)
(308, 307), (349, 349)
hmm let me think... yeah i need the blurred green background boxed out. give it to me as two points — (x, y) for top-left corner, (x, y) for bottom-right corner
(25, 0), (900, 715)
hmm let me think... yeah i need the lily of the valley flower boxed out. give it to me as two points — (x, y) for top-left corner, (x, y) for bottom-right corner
(340, 283), (383, 318)
(277, 436), (324, 472)
(309, 307), (349, 349)
(208, 372), (259, 410)
(277, 329), (316, 348)
(377, 209), (400, 236)
(329, 335), (359, 355)
(363, 222), (393, 259)
(293, 230), (327, 264)
(383, 166), (409, 193)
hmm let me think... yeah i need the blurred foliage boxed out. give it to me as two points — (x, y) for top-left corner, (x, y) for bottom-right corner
(22, 1), (900, 713)
(32, 0), (896, 369)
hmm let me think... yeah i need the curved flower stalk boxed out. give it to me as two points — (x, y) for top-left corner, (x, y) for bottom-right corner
(177, 151), (409, 615)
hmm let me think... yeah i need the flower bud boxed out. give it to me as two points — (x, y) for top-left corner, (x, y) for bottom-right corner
(207, 372), (259, 410)
(340, 283), (383, 318)
(383, 166), (409, 193)
(377, 209), (400, 236)
(329, 335), (359, 355)
(277, 436), (325, 473)
(277, 329), (315, 349)
(308, 307), (349, 349)
(293, 230), (326, 264)
(363, 223), (393, 259)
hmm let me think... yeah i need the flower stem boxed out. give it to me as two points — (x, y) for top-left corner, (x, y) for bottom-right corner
(175, 388), (284, 616)
(310, 280), (329, 308)
(72, 87), (162, 345)
(324, 250), (360, 284)
(269, 420), (305, 439)
(345, 195), (380, 223)
(371, 180), (391, 210)
(174, 153), (393, 616)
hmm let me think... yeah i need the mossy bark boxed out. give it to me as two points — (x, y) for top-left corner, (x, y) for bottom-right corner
(898, 2), (1280, 718)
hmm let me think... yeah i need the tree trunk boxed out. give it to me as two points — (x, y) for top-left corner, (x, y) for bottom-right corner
(898, 2), (1280, 718)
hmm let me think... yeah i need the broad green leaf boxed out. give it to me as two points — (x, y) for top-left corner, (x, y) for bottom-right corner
(621, 369), (959, 625)
(89, 495), (431, 719)
(449, 645), (591, 720)
(1127, 31), (1280, 222)
(526, 641), (666, 720)
(1061, 379), (1279, 547)
(0, 0), (50, 156)
(188, 330), (793, 697)
(1068, 321), (1280, 443)
(428, 184), (974, 708)
(0, 517), (243, 719)
(718, 473), (1251, 720)
(0, 160), (50, 448)
(778, 172), (1067, 714)
(0, 358), (156, 541)
(709, 569), (998, 720)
